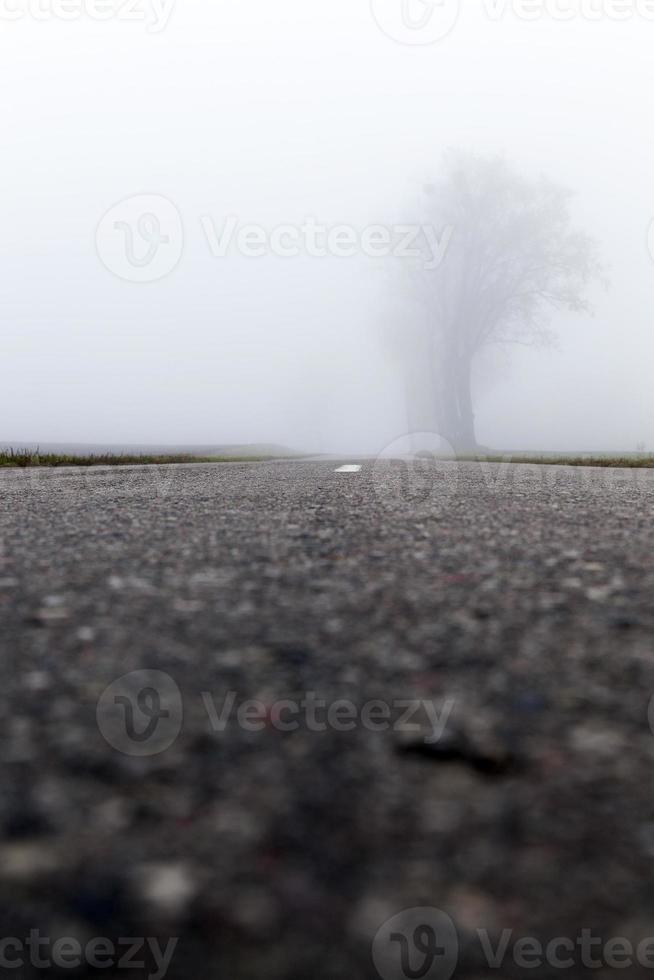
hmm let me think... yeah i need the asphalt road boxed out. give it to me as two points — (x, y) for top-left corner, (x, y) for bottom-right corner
(1, 458), (654, 979)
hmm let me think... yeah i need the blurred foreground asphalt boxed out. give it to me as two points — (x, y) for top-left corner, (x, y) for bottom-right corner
(1, 459), (654, 979)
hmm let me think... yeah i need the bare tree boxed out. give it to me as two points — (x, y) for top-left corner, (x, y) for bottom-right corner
(408, 151), (604, 451)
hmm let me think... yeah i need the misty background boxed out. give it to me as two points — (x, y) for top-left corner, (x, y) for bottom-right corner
(2, 0), (653, 454)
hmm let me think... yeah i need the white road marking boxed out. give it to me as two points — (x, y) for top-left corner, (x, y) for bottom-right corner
(335, 465), (362, 473)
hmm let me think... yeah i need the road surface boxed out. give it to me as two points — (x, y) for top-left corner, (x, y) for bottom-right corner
(1, 459), (654, 979)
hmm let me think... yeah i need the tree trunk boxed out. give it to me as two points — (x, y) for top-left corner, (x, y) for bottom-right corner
(455, 355), (477, 451)
(437, 350), (478, 452)
(439, 368), (460, 450)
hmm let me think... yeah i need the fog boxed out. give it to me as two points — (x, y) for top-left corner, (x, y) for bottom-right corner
(2, 0), (653, 454)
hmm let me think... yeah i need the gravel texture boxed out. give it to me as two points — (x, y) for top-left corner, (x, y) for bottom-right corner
(1, 459), (654, 979)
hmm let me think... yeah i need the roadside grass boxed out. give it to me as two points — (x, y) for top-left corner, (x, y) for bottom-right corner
(4, 447), (654, 470)
(0, 449), (278, 468)
(461, 453), (654, 468)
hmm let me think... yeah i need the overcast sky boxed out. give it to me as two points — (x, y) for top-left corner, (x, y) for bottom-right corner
(2, 0), (653, 452)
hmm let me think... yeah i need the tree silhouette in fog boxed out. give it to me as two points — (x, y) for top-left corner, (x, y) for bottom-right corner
(411, 151), (603, 451)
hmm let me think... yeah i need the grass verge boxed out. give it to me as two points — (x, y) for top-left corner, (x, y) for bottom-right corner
(0, 449), (276, 468)
(463, 453), (654, 468)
